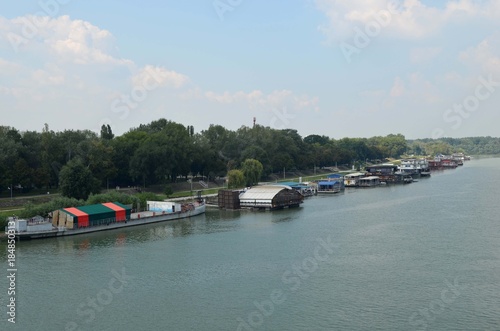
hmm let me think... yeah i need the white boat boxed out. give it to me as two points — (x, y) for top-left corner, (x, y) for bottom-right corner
(344, 172), (366, 187)
(399, 159), (430, 177)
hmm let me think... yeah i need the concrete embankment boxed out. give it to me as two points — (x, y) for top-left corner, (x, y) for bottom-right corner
(166, 193), (219, 207)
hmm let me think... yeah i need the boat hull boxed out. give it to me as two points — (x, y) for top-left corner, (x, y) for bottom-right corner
(8, 204), (206, 240)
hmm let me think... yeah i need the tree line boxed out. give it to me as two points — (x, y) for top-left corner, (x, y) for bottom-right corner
(407, 137), (500, 156)
(1, 119), (498, 200)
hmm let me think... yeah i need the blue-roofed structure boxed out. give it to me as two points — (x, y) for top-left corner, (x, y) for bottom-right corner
(316, 179), (344, 193)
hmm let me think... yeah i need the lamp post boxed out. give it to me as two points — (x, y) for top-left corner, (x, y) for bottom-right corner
(8, 184), (12, 199)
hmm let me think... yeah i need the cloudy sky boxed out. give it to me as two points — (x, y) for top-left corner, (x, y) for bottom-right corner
(1, 0), (499, 139)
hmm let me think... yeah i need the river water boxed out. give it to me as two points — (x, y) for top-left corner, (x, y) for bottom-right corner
(1, 157), (499, 330)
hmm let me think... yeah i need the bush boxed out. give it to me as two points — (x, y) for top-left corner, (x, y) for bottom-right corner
(87, 192), (139, 209)
(135, 192), (162, 212)
(164, 185), (173, 197)
(18, 197), (85, 218)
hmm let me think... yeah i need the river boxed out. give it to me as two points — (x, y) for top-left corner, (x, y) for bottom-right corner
(1, 157), (499, 330)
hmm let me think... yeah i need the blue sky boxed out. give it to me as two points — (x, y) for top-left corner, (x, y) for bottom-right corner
(1, 0), (499, 139)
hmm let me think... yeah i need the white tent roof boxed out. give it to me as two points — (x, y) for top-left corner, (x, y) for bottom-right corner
(345, 172), (365, 178)
(239, 185), (292, 201)
(360, 176), (380, 180)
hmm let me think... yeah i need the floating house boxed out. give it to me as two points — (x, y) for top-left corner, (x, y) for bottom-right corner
(428, 160), (442, 170)
(344, 172), (366, 187)
(315, 174), (345, 193)
(317, 180), (343, 193)
(452, 153), (465, 162)
(365, 164), (398, 175)
(398, 159), (431, 177)
(358, 176), (381, 187)
(238, 185), (303, 209)
(365, 164), (411, 184)
(434, 155), (458, 168)
(275, 181), (316, 196)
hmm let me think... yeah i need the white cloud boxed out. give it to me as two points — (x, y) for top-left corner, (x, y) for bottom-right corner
(131, 65), (189, 89)
(410, 47), (442, 64)
(459, 34), (500, 76)
(31, 64), (65, 86)
(202, 89), (319, 112)
(0, 58), (22, 73)
(0, 15), (320, 135)
(390, 77), (406, 97)
(369, 73), (441, 112)
(359, 89), (386, 98)
(316, 0), (500, 42)
(0, 15), (193, 134)
(1, 15), (131, 66)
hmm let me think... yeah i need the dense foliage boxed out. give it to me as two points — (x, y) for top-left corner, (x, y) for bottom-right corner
(407, 137), (500, 156)
(241, 159), (264, 186)
(19, 196), (85, 219)
(1, 120), (498, 199)
(227, 170), (245, 189)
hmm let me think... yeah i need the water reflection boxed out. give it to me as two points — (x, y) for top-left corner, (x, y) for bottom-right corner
(271, 216), (294, 223)
(1, 212), (248, 255)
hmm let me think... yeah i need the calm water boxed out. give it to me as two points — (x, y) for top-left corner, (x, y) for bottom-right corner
(1, 157), (499, 331)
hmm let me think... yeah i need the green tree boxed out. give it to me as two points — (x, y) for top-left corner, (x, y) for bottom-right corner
(111, 130), (149, 186)
(76, 139), (117, 188)
(227, 169), (245, 189)
(100, 124), (114, 140)
(241, 159), (263, 186)
(59, 158), (100, 200)
(164, 185), (173, 197)
(129, 120), (193, 183)
(0, 126), (22, 193)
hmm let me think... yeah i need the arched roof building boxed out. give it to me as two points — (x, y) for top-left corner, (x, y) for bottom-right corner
(238, 185), (303, 209)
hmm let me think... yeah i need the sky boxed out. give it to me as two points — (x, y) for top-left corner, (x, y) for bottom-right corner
(0, 0), (499, 139)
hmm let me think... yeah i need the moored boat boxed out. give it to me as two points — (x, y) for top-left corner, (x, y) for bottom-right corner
(6, 200), (205, 240)
(343, 172), (366, 187)
(358, 176), (381, 187)
(316, 179), (344, 193)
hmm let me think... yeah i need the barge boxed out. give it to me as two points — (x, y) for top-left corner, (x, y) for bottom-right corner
(6, 200), (205, 240)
